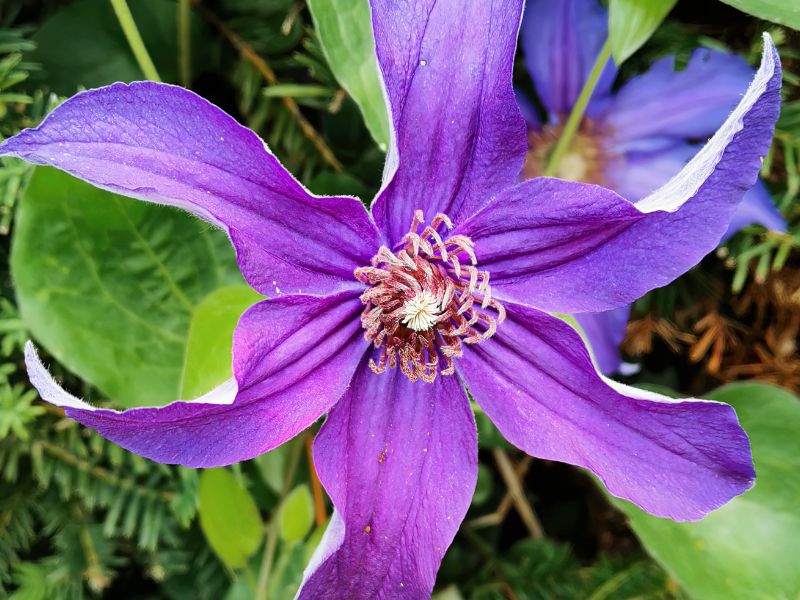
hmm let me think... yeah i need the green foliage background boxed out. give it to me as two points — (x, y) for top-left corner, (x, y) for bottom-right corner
(0, 0), (798, 598)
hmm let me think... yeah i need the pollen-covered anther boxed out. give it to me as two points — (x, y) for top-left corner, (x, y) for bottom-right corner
(354, 211), (505, 383)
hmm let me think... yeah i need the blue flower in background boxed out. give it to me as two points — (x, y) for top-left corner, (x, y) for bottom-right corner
(519, 0), (787, 374)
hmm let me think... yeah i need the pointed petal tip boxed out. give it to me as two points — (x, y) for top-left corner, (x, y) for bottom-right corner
(460, 303), (757, 523)
(24, 340), (94, 411)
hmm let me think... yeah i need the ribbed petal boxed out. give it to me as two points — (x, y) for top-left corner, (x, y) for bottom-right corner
(574, 306), (630, 374)
(456, 37), (781, 314)
(0, 82), (381, 297)
(25, 292), (367, 467)
(297, 359), (477, 599)
(521, 0), (616, 119)
(605, 49), (758, 144)
(458, 301), (754, 520)
(369, 0), (526, 246)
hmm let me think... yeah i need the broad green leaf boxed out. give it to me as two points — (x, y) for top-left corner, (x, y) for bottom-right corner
(279, 484), (315, 543)
(307, 0), (390, 150)
(255, 441), (294, 495)
(30, 0), (212, 94)
(719, 0), (800, 29)
(199, 469), (263, 570)
(11, 167), (242, 407)
(180, 284), (262, 399)
(611, 383), (800, 600)
(608, 0), (679, 65)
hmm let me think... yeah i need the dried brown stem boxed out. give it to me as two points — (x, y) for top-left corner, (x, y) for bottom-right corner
(492, 449), (543, 539)
(192, 0), (344, 172)
(305, 430), (327, 526)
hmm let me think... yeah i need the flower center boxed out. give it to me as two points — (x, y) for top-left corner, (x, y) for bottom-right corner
(355, 210), (505, 383)
(401, 290), (442, 331)
(522, 119), (613, 184)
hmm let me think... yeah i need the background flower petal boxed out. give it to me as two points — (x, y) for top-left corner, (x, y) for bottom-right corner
(574, 306), (631, 374)
(458, 301), (754, 521)
(25, 292), (366, 467)
(604, 142), (697, 200)
(605, 49), (758, 142)
(297, 359), (477, 599)
(724, 180), (787, 239)
(521, 0), (616, 120)
(457, 37), (781, 313)
(0, 81), (381, 297)
(369, 0), (526, 246)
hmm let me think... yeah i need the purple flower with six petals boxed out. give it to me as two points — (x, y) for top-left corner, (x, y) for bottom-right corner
(1, 1), (782, 597)
(519, 0), (787, 374)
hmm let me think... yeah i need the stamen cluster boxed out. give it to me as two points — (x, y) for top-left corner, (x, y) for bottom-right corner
(355, 210), (505, 383)
(522, 119), (615, 184)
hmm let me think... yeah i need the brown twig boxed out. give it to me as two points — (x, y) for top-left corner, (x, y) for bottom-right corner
(492, 449), (543, 539)
(192, 0), (344, 172)
(305, 430), (327, 526)
(468, 455), (533, 529)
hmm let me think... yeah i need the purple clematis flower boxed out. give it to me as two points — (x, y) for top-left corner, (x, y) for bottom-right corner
(1, 1), (782, 597)
(519, 0), (787, 374)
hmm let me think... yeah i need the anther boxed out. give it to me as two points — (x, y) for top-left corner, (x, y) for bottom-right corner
(354, 210), (505, 383)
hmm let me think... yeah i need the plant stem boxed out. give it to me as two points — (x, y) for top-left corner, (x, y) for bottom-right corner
(305, 431), (327, 526)
(109, 0), (162, 82)
(255, 438), (304, 600)
(543, 38), (612, 177)
(493, 449), (543, 539)
(178, 0), (192, 86)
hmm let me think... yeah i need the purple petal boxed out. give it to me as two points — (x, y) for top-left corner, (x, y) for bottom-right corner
(297, 360), (477, 598)
(574, 306), (631, 374)
(0, 82), (381, 297)
(606, 144), (786, 241)
(458, 301), (754, 520)
(521, 0), (616, 119)
(369, 0), (526, 246)
(605, 142), (697, 200)
(26, 292), (366, 467)
(515, 88), (541, 130)
(457, 37), (781, 314)
(724, 179), (786, 240)
(606, 49), (757, 143)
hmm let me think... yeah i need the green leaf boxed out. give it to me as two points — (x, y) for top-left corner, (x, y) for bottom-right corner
(199, 469), (264, 570)
(11, 167), (242, 407)
(30, 0), (212, 94)
(255, 441), (294, 495)
(611, 383), (800, 600)
(608, 0), (679, 65)
(180, 284), (262, 399)
(718, 0), (800, 29)
(279, 484), (314, 543)
(307, 0), (391, 150)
